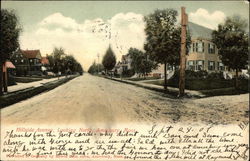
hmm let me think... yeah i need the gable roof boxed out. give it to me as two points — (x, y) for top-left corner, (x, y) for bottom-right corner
(188, 22), (213, 40)
(21, 50), (41, 59)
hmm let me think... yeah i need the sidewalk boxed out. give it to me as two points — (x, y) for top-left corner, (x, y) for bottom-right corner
(1, 75), (78, 108)
(103, 76), (206, 98)
(7, 76), (67, 93)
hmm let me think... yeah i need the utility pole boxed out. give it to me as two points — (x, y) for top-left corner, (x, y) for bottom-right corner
(97, 53), (100, 74)
(179, 7), (188, 97)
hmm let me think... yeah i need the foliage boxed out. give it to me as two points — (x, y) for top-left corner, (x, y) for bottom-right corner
(147, 75), (248, 91)
(171, 70), (225, 81)
(0, 9), (21, 94)
(122, 69), (135, 77)
(212, 16), (248, 88)
(88, 61), (104, 74)
(144, 9), (191, 66)
(102, 46), (116, 71)
(212, 16), (248, 70)
(0, 9), (21, 62)
(144, 9), (191, 89)
(49, 47), (83, 74)
(128, 48), (157, 77)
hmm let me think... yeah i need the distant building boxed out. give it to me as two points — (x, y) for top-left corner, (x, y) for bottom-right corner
(121, 54), (132, 71)
(11, 49), (42, 76)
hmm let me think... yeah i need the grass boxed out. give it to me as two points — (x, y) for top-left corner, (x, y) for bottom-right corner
(14, 77), (43, 83)
(200, 87), (248, 96)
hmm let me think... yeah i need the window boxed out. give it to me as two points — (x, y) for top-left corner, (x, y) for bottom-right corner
(15, 60), (17, 63)
(196, 60), (204, 70)
(217, 62), (224, 71)
(208, 61), (215, 70)
(208, 43), (215, 54)
(196, 41), (204, 53)
(30, 59), (33, 62)
(16, 55), (18, 58)
(21, 59), (24, 63)
(188, 60), (195, 70)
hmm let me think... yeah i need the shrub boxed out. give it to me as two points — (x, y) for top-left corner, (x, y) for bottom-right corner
(122, 69), (135, 77)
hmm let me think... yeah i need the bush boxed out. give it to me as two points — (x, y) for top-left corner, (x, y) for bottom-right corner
(122, 69), (135, 77)
(207, 72), (224, 80)
(147, 70), (248, 91)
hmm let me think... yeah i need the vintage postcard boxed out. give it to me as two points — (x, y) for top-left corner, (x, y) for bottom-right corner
(0, 0), (249, 160)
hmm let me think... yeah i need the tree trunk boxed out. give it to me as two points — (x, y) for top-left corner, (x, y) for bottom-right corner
(0, 61), (3, 96)
(235, 68), (239, 89)
(3, 62), (8, 93)
(164, 62), (168, 90)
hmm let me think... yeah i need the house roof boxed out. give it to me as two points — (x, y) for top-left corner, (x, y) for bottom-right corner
(21, 50), (41, 59)
(5, 61), (15, 69)
(41, 57), (49, 65)
(188, 22), (213, 40)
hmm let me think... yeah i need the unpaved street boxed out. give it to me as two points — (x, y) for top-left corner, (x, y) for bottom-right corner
(1, 74), (249, 125)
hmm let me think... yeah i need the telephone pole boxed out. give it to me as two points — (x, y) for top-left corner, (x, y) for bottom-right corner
(97, 53), (100, 74)
(179, 7), (188, 97)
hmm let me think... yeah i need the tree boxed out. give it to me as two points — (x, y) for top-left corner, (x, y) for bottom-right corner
(47, 55), (55, 70)
(0, 9), (21, 95)
(144, 9), (191, 90)
(88, 61), (103, 74)
(128, 48), (156, 78)
(51, 47), (65, 75)
(212, 16), (248, 89)
(102, 45), (116, 75)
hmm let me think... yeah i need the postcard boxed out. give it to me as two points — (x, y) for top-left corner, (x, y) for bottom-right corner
(0, 1), (249, 160)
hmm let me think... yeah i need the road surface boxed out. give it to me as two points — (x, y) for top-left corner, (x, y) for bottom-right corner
(1, 74), (249, 125)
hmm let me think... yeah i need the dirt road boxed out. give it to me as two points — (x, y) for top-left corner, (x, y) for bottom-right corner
(1, 74), (248, 125)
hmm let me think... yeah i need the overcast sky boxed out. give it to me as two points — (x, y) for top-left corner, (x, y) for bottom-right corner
(2, 1), (249, 70)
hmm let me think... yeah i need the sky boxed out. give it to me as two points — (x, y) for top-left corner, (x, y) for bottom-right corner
(2, 1), (249, 70)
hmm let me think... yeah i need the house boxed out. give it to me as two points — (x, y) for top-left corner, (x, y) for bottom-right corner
(186, 22), (225, 72)
(114, 61), (123, 75)
(41, 57), (50, 72)
(121, 54), (132, 71)
(149, 22), (226, 78)
(11, 49), (42, 76)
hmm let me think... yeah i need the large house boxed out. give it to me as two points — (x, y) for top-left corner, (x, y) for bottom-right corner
(187, 22), (225, 72)
(11, 49), (42, 76)
(150, 22), (226, 78)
